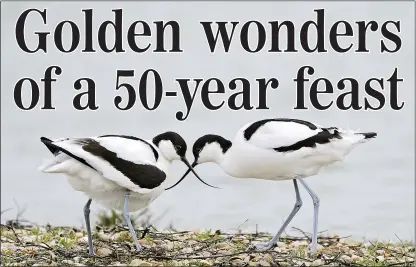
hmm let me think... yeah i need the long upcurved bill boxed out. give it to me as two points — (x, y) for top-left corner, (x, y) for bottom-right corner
(165, 159), (220, 190)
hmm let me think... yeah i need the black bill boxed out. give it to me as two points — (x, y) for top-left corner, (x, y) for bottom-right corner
(165, 159), (220, 190)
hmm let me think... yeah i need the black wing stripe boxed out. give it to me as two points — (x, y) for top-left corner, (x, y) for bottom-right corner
(99, 135), (159, 161)
(244, 118), (318, 141)
(81, 139), (166, 189)
(274, 129), (341, 153)
(40, 137), (97, 171)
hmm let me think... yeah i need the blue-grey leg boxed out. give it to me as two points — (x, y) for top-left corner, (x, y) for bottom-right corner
(255, 179), (303, 251)
(83, 199), (96, 256)
(123, 191), (143, 252)
(298, 177), (320, 254)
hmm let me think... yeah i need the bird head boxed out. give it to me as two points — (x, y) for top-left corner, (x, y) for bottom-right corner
(152, 131), (219, 190)
(164, 134), (231, 190)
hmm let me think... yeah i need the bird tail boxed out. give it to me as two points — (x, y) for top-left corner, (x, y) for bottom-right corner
(38, 157), (61, 173)
(38, 136), (67, 173)
(357, 132), (377, 140)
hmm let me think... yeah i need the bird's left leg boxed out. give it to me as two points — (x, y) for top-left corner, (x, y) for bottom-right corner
(298, 177), (320, 254)
(123, 191), (143, 252)
(83, 199), (96, 257)
(255, 179), (303, 251)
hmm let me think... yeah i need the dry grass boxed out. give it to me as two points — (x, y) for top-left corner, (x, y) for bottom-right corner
(1, 214), (414, 267)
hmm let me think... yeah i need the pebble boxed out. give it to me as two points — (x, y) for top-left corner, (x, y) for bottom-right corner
(273, 247), (282, 253)
(242, 239), (250, 244)
(200, 251), (211, 257)
(22, 235), (36, 243)
(97, 247), (112, 256)
(360, 248), (370, 256)
(130, 259), (152, 266)
(310, 243), (324, 251)
(351, 255), (362, 262)
(311, 259), (324, 266)
(1, 243), (17, 251)
(62, 260), (74, 264)
(198, 260), (211, 266)
(376, 255), (385, 262)
(78, 236), (89, 244)
(362, 241), (372, 248)
(47, 240), (57, 247)
(48, 251), (56, 260)
(73, 256), (80, 263)
(259, 260), (271, 266)
(75, 232), (84, 238)
(181, 247), (193, 253)
(340, 255), (351, 262)
(215, 242), (232, 250)
(376, 249), (385, 255)
(214, 258), (224, 265)
(294, 260), (304, 266)
(340, 238), (359, 246)
(111, 233), (121, 241)
(97, 232), (110, 241)
(231, 259), (245, 265)
(291, 240), (309, 247)
(163, 241), (174, 250)
(276, 241), (286, 247)
(402, 256), (415, 263)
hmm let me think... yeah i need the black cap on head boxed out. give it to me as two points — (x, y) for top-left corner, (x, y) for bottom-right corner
(192, 134), (232, 161)
(153, 131), (187, 157)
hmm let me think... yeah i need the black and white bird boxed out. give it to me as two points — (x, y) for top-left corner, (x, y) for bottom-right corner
(166, 118), (377, 254)
(38, 131), (215, 256)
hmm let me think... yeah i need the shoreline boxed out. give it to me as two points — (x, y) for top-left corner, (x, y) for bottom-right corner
(1, 223), (415, 266)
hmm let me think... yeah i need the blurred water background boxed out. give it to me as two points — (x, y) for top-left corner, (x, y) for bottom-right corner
(1, 2), (414, 242)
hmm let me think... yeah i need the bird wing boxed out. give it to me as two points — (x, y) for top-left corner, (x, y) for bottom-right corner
(241, 118), (338, 152)
(40, 135), (166, 193)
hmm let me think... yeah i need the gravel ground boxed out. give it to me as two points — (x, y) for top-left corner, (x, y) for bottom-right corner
(1, 222), (415, 266)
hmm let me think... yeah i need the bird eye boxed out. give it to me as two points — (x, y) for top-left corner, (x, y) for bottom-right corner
(175, 145), (181, 151)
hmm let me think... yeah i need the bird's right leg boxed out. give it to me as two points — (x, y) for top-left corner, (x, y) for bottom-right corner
(123, 191), (143, 252)
(83, 199), (96, 257)
(255, 179), (303, 251)
(141, 226), (151, 239)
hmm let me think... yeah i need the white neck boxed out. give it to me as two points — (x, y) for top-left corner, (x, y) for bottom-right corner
(197, 142), (229, 165)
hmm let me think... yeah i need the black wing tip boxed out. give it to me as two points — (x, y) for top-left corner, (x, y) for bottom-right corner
(362, 132), (377, 139)
(40, 137), (52, 143)
(40, 136), (59, 155)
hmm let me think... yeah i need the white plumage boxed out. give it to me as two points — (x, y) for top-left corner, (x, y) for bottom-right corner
(168, 118), (377, 254)
(39, 136), (168, 210)
(221, 120), (372, 180)
(38, 132), (211, 256)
